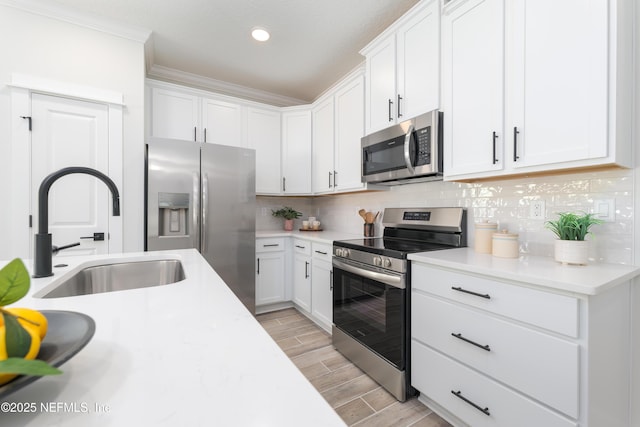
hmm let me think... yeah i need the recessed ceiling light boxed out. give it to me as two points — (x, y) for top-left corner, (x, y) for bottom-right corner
(251, 27), (270, 42)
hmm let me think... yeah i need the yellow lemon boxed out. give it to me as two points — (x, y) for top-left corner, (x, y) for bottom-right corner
(0, 308), (48, 340)
(0, 324), (41, 386)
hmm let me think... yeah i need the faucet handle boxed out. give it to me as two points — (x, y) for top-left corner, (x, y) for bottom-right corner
(52, 242), (80, 254)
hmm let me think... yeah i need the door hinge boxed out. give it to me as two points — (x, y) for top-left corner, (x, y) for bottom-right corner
(20, 116), (32, 131)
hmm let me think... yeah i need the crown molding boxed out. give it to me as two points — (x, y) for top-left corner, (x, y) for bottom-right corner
(0, 0), (151, 43)
(147, 64), (308, 107)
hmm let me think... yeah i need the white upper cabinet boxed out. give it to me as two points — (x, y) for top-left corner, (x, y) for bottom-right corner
(312, 71), (367, 195)
(150, 85), (244, 146)
(150, 87), (199, 141)
(201, 98), (243, 146)
(282, 109), (312, 195)
(443, 0), (633, 181)
(441, 0), (505, 177)
(361, 0), (440, 134)
(312, 97), (335, 193)
(247, 107), (281, 195)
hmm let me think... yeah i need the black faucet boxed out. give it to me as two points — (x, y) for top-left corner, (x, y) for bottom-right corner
(33, 167), (121, 278)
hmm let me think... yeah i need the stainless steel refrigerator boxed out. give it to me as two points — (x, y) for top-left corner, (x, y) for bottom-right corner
(146, 137), (256, 313)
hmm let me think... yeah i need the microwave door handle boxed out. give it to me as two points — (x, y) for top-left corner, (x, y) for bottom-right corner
(403, 124), (415, 174)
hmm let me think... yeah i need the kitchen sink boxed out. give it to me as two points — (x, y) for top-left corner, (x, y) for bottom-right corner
(35, 259), (186, 298)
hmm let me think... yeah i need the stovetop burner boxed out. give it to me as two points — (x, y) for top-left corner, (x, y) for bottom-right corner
(334, 238), (454, 259)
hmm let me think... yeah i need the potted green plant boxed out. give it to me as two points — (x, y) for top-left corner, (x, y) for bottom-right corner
(545, 212), (603, 265)
(271, 206), (302, 231)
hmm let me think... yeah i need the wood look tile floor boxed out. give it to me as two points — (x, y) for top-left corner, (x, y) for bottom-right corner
(256, 308), (452, 427)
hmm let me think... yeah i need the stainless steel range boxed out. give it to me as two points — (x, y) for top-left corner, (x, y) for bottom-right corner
(332, 207), (467, 401)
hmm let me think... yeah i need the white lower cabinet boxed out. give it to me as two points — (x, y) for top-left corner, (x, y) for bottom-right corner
(310, 243), (333, 331)
(292, 239), (312, 312)
(255, 238), (287, 306)
(411, 262), (632, 426)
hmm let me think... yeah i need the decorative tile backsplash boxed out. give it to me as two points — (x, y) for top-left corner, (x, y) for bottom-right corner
(257, 168), (634, 265)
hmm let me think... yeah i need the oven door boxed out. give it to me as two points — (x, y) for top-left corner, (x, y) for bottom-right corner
(332, 258), (406, 369)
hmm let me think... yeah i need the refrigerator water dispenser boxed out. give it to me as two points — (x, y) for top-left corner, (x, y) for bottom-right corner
(158, 192), (189, 236)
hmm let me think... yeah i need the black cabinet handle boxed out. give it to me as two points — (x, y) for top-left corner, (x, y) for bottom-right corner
(263, 244), (279, 247)
(194, 126), (197, 142)
(315, 250), (328, 255)
(451, 286), (491, 299)
(513, 127), (520, 162)
(333, 170), (337, 187)
(330, 271), (333, 291)
(451, 390), (490, 416)
(329, 171), (332, 188)
(257, 258), (260, 274)
(397, 94), (403, 118)
(305, 261), (309, 279)
(451, 333), (491, 352)
(295, 245), (306, 249)
(388, 99), (393, 122)
(492, 131), (498, 164)
(282, 177), (286, 192)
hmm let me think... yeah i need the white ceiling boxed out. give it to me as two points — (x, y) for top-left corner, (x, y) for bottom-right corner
(34, 0), (420, 105)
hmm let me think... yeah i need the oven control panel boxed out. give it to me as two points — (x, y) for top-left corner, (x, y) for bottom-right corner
(333, 246), (407, 274)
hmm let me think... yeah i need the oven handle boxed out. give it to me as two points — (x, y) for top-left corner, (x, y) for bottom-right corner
(332, 259), (405, 289)
(403, 124), (415, 175)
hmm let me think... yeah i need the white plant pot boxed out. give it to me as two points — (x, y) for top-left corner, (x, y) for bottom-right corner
(554, 240), (589, 265)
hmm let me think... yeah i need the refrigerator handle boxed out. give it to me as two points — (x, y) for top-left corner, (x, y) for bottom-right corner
(193, 172), (200, 250)
(201, 172), (209, 253)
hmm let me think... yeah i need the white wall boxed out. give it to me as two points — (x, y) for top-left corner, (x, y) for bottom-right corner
(0, 5), (146, 259)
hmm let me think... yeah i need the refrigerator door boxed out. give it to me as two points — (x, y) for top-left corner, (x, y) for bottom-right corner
(147, 137), (201, 251)
(201, 143), (256, 313)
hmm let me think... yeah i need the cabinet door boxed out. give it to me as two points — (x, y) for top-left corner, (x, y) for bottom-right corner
(247, 107), (281, 194)
(293, 254), (312, 313)
(442, 0), (504, 178)
(365, 35), (397, 134)
(311, 97), (335, 193)
(396, 0), (440, 121)
(311, 259), (333, 331)
(201, 98), (243, 146)
(508, 0), (608, 168)
(151, 87), (199, 141)
(256, 252), (285, 306)
(282, 110), (312, 194)
(334, 74), (365, 192)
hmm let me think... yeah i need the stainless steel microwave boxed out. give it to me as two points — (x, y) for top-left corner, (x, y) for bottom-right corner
(361, 110), (442, 185)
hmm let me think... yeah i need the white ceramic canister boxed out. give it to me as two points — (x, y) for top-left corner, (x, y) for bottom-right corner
(492, 230), (519, 258)
(474, 220), (498, 254)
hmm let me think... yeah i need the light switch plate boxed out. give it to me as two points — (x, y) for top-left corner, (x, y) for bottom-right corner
(593, 199), (615, 222)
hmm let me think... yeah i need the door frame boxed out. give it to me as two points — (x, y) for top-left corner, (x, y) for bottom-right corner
(9, 74), (124, 259)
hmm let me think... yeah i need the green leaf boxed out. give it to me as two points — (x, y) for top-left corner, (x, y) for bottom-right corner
(0, 259), (30, 306)
(0, 358), (62, 376)
(2, 312), (32, 358)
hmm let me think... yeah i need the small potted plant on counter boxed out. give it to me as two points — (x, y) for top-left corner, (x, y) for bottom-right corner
(271, 206), (302, 231)
(545, 211), (603, 265)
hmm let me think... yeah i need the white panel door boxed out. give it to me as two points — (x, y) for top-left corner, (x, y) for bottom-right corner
(365, 36), (396, 133)
(334, 74), (365, 192)
(311, 259), (332, 331)
(282, 110), (312, 194)
(31, 94), (111, 256)
(293, 254), (311, 313)
(201, 98), (243, 146)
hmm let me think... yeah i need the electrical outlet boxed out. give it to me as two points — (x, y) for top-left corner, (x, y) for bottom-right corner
(529, 200), (545, 219)
(593, 199), (615, 222)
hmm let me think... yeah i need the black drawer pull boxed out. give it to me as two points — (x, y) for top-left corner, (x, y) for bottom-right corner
(451, 333), (491, 352)
(315, 250), (328, 255)
(451, 286), (491, 299)
(451, 390), (490, 416)
(263, 244), (279, 247)
(295, 245), (306, 249)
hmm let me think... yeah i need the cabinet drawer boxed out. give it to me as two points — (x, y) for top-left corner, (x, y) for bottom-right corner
(311, 242), (332, 262)
(412, 293), (578, 418)
(256, 238), (286, 253)
(293, 239), (311, 256)
(412, 342), (577, 427)
(412, 264), (579, 337)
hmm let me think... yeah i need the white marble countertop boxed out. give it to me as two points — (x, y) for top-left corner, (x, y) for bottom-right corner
(256, 230), (362, 245)
(408, 248), (640, 296)
(0, 249), (345, 426)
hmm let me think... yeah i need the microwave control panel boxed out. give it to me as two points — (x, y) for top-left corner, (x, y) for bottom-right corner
(415, 126), (431, 165)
